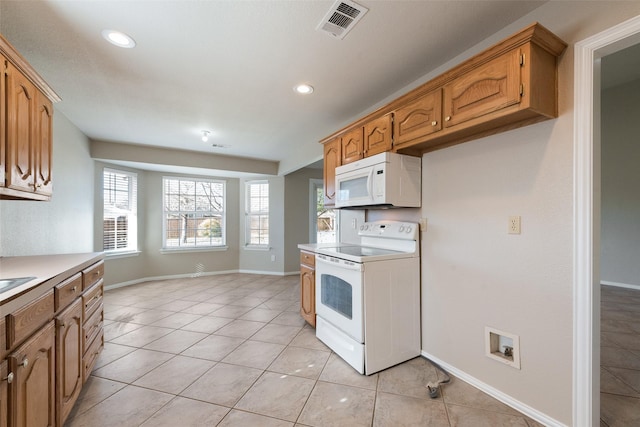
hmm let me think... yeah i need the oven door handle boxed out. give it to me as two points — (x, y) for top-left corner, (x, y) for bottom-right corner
(316, 254), (362, 271)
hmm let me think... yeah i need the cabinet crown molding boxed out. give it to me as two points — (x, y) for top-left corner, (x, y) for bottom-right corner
(0, 33), (61, 103)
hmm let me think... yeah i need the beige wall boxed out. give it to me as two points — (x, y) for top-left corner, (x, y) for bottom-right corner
(238, 175), (285, 274)
(409, 3), (640, 425)
(99, 168), (241, 285)
(284, 167), (323, 273)
(0, 111), (94, 256)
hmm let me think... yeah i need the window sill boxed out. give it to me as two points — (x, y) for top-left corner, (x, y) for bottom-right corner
(160, 246), (229, 254)
(244, 245), (271, 251)
(105, 250), (141, 260)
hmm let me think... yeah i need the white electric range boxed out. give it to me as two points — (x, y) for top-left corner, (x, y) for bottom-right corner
(313, 221), (421, 375)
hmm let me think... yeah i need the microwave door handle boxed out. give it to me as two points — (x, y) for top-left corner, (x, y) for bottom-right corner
(367, 168), (374, 201)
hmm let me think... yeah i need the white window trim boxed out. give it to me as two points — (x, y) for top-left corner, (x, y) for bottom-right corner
(162, 176), (227, 250)
(103, 168), (138, 254)
(160, 246), (228, 255)
(245, 180), (269, 249)
(105, 250), (141, 259)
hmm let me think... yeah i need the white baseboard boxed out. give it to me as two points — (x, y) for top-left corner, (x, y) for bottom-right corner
(601, 280), (640, 291)
(420, 351), (566, 427)
(104, 269), (294, 291)
(237, 269), (300, 276)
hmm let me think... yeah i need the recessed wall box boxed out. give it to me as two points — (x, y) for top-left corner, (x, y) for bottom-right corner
(485, 326), (521, 369)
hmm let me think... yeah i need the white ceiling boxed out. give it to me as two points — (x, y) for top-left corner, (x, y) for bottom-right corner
(0, 0), (548, 176)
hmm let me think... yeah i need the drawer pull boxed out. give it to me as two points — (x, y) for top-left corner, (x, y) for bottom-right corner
(72, 286), (77, 292)
(19, 358), (28, 368)
(3, 372), (14, 384)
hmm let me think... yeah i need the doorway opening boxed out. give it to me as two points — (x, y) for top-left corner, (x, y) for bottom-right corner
(574, 14), (640, 427)
(310, 179), (337, 244)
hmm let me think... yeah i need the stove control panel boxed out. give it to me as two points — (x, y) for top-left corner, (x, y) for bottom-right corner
(358, 221), (418, 240)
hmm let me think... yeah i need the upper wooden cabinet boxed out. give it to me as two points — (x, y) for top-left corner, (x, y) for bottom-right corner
(0, 54), (5, 190)
(364, 114), (393, 157)
(323, 137), (341, 207)
(320, 23), (566, 158)
(443, 48), (521, 129)
(393, 89), (442, 149)
(340, 127), (364, 165)
(0, 33), (60, 201)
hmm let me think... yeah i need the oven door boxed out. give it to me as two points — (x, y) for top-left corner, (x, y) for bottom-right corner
(315, 254), (364, 342)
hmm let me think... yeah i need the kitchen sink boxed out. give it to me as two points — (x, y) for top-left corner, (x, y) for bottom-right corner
(0, 276), (36, 293)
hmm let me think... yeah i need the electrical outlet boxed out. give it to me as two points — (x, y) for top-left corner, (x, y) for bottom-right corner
(508, 216), (521, 234)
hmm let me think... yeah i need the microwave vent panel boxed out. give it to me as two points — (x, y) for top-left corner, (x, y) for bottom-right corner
(317, 0), (369, 39)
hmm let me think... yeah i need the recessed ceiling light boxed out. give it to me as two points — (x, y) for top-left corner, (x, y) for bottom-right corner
(201, 130), (210, 142)
(294, 84), (314, 95)
(102, 30), (136, 48)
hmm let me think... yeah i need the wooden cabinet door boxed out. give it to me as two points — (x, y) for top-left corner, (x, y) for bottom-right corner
(5, 62), (36, 194)
(34, 91), (53, 196)
(443, 49), (521, 129)
(394, 89), (442, 147)
(1, 54), (6, 189)
(300, 265), (316, 327)
(323, 138), (341, 207)
(364, 114), (392, 157)
(340, 127), (363, 165)
(0, 360), (8, 427)
(56, 298), (83, 426)
(9, 320), (55, 427)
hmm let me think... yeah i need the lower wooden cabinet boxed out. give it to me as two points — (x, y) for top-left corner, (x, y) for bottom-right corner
(0, 360), (8, 427)
(0, 254), (104, 427)
(56, 298), (83, 426)
(9, 320), (56, 427)
(300, 251), (316, 327)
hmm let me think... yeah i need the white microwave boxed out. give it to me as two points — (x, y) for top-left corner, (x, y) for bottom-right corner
(335, 152), (421, 208)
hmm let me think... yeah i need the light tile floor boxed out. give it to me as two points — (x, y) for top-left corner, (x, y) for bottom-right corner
(65, 273), (544, 426)
(601, 284), (640, 427)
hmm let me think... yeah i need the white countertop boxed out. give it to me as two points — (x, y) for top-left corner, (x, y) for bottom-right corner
(0, 252), (104, 308)
(298, 242), (351, 252)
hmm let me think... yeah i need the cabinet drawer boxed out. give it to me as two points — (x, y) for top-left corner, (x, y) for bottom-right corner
(82, 280), (103, 320)
(300, 251), (315, 268)
(82, 261), (104, 291)
(7, 289), (54, 349)
(83, 303), (103, 355)
(54, 272), (82, 312)
(83, 329), (103, 383)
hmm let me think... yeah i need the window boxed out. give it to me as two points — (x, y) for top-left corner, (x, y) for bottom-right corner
(103, 169), (137, 253)
(163, 177), (226, 249)
(245, 180), (269, 247)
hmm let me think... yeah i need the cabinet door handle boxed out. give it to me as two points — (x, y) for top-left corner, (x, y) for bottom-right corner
(19, 358), (28, 368)
(3, 372), (14, 384)
(71, 286), (77, 292)
(431, 121), (438, 126)
(445, 116), (451, 121)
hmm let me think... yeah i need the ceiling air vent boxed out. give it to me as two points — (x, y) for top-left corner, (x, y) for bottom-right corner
(317, 0), (369, 39)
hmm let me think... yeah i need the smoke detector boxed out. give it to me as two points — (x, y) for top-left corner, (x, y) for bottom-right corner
(317, 0), (369, 39)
